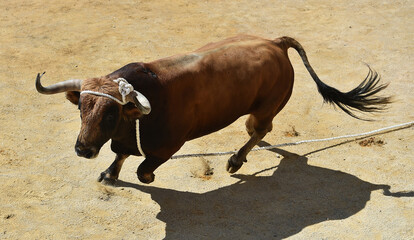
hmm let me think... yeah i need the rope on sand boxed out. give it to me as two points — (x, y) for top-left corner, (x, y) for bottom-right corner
(171, 120), (414, 159)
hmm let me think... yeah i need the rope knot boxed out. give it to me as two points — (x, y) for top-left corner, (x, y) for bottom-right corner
(113, 78), (134, 103)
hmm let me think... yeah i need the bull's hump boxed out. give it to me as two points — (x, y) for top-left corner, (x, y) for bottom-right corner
(195, 34), (264, 51)
(156, 53), (202, 69)
(150, 35), (272, 77)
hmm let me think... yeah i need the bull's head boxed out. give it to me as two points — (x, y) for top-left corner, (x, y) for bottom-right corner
(36, 73), (151, 159)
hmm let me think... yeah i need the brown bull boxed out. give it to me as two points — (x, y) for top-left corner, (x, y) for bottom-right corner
(36, 35), (391, 184)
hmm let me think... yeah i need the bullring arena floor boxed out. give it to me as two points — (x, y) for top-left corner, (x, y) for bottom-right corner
(1, 0), (413, 239)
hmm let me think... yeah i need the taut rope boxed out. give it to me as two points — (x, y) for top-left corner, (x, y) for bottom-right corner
(171, 121), (414, 159)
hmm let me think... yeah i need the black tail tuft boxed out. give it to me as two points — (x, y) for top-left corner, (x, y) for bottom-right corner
(315, 65), (392, 120)
(278, 36), (392, 120)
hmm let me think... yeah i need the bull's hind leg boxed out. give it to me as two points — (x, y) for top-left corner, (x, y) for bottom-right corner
(226, 115), (273, 173)
(98, 153), (129, 185)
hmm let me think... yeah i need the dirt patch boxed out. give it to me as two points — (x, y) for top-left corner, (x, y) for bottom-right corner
(4, 214), (15, 220)
(284, 126), (300, 137)
(358, 137), (385, 147)
(191, 158), (214, 180)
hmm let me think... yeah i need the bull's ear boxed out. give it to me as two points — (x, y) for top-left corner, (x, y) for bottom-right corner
(66, 91), (80, 105)
(123, 103), (143, 120)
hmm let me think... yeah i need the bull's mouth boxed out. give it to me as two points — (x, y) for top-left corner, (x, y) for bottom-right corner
(76, 148), (99, 159)
(75, 142), (99, 159)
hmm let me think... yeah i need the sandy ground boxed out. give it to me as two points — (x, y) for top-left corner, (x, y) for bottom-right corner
(1, 0), (413, 239)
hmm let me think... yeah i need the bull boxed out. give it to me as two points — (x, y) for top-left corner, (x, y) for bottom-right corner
(36, 35), (391, 184)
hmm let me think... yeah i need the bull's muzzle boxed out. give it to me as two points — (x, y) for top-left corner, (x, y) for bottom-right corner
(75, 140), (98, 159)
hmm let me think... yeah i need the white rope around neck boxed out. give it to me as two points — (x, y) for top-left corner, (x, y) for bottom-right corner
(80, 78), (146, 158)
(113, 78), (134, 103)
(80, 90), (126, 105)
(136, 120), (145, 158)
(80, 78), (133, 105)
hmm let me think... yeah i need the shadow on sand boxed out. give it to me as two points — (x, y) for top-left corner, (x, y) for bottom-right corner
(117, 141), (413, 239)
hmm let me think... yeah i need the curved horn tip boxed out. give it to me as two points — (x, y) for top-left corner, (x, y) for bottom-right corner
(129, 91), (151, 115)
(132, 97), (151, 115)
(35, 72), (46, 93)
(141, 106), (151, 115)
(35, 72), (82, 94)
(36, 72), (46, 80)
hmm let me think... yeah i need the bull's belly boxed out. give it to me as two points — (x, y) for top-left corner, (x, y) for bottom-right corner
(187, 109), (250, 141)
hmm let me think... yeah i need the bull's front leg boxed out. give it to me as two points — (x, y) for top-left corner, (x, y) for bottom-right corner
(97, 153), (129, 185)
(137, 156), (168, 184)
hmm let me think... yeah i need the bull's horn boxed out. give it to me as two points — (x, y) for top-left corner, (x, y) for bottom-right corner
(128, 91), (151, 115)
(36, 72), (82, 94)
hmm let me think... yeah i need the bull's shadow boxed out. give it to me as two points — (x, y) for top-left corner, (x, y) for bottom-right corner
(118, 142), (412, 240)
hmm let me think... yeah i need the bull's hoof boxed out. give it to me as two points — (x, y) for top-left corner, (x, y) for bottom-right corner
(97, 171), (107, 182)
(102, 178), (117, 186)
(226, 154), (246, 174)
(137, 172), (155, 184)
(97, 172), (117, 186)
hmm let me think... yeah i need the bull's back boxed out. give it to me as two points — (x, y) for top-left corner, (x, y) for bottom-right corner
(148, 35), (293, 140)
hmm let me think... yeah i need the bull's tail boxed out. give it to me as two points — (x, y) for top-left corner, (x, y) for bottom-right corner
(276, 36), (392, 120)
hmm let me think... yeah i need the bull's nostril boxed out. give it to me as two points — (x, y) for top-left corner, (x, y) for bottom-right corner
(84, 150), (93, 159)
(75, 140), (98, 159)
(75, 146), (83, 156)
(75, 146), (92, 158)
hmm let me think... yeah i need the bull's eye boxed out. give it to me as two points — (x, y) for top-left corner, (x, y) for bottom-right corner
(78, 99), (82, 118)
(105, 114), (115, 122)
(101, 106), (119, 132)
(101, 113), (117, 132)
